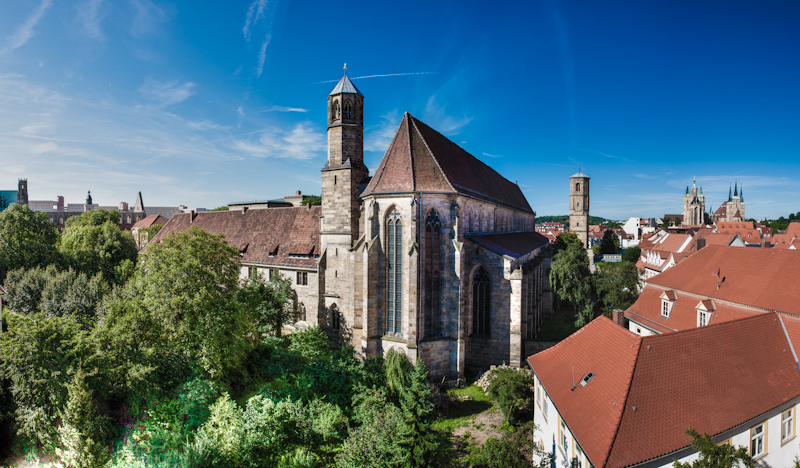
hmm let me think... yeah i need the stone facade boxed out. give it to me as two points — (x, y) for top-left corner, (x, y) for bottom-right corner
(569, 171), (590, 248)
(682, 177), (706, 225)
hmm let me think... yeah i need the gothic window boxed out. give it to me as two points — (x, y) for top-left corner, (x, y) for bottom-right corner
(424, 209), (442, 338)
(576, 182), (581, 192)
(298, 303), (306, 322)
(472, 266), (491, 336)
(344, 100), (353, 119)
(330, 304), (340, 330)
(333, 100), (341, 120)
(387, 209), (403, 335)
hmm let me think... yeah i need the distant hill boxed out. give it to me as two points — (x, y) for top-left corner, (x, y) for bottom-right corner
(537, 215), (619, 226)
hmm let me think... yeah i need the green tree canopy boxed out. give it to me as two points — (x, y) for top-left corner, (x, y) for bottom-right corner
(672, 427), (753, 468)
(596, 261), (641, 311)
(552, 232), (583, 253)
(549, 242), (596, 326)
(600, 229), (620, 254)
(0, 204), (60, 280)
(622, 245), (641, 263)
(58, 209), (137, 284)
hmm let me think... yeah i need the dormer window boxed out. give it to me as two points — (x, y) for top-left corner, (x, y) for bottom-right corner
(660, 290), (676, 318)
(696, 299), (715, 327)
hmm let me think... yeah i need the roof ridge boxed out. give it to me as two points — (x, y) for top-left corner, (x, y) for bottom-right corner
(643, 312), (772, 342)
(603, 334), (643, 467)
(407, 114), (457, 193)
(363, 115), (407, 195)
(407, 113), (417, 192)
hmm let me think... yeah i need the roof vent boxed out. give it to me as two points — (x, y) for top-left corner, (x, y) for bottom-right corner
(580, 372), (594, 387)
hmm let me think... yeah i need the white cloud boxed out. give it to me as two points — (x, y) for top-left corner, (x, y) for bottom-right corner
(2, 0), (53, 54)
(138, 78), (196, 107)
(365, 110), (401, 153)
(256, 34), (271, 78)
(233, 122), (324, 160)
(482, 152), (502, 158)
(263, 105), (308, 113)
(422, 96), (472, 135)
(186, 120), (230, 132)
(129, 0), (168, 38)
(243, 0), (268, 40)
(76, 0), (105, 41)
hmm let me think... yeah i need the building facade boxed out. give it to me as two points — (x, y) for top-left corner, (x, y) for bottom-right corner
(152, 70), (553, 377)
(569, 171), (590, 248)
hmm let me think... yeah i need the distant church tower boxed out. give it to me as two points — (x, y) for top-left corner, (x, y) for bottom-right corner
(320, 65), (369, 338)
(682, 176), (705, 225)
(17, 179), (28, 205)
(569, 170), (590, 248)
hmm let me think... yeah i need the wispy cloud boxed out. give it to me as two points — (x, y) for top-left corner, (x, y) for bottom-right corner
(186, 120), (230, 132)
(482, 152), (502, 158)
(2, 0), (53, 54)
(138, 78), (196, 107)
(232, 122), (324, 160)
(310, 71), (438, 85)
(263, 105), (308, 113)
(76, 0), (105, 41)
(365, 110), (401, 153)
(129, 0), (169, 38)
(256, 34), (271, 78)
(422, 96), (472, 135)
(243, 0), (267, 40)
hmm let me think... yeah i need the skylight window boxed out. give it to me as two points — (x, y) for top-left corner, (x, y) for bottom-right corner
(580, 372), (594, 387)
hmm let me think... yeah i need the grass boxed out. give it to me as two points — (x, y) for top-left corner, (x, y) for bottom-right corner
(537, 304), (580, 341)
(432, 384), (494, 432)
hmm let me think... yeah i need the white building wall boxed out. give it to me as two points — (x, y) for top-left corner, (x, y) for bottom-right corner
(628, 320), (656, 336)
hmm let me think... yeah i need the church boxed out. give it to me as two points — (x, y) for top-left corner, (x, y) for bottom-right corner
(152, 70), (552, 378)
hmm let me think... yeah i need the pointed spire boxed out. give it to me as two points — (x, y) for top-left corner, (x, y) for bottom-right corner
(134, 191), (145, 213)
(740, 186), (743, 202)
(700, 185), (703, 195)
(329, 64), (363, 96)
(734, 179), (738, 197)
(686, 185), (689, 195)
(692, 175), (696, 187)
(728, 184), (732, 202)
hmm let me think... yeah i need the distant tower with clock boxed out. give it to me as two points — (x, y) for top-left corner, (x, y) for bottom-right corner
(569, 169), (590, 248)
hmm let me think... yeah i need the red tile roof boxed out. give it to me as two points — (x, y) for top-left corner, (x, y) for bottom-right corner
(772, 222), (800, 249)
(362, 113), (532, 213)
(648, 245), (800, 314)
(149, 207), (321, 269)
(133, 214), (169, 229)
(466, 232), (549, 258)
(528, 317), (640, 467)
(530, 314), (800, 467)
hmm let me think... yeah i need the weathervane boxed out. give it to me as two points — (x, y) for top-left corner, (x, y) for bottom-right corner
(344, 63), (347, 75)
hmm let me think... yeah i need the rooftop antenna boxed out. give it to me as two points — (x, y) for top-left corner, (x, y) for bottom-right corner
(571, 366), (576, 391)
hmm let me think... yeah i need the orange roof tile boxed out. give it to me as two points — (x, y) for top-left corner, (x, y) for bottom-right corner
(530, 314), (800, 467)
(648, 246), (800, 314)
(528, 317), (641, 467)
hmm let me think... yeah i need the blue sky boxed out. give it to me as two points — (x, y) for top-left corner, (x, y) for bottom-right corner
(1, 0), (798, 220)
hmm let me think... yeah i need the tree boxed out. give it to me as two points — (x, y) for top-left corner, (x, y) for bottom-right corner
(396, 358), (441, 468)
(622, 245), (641, 263)
(549, 243), (596, 326)
(58, 209), (137, 284)
(0, 312), (92, 449)
(0, 204), (60, 281)
(56, 366), (111, 468)
(239, 272), (294, 337)
(672, 427), (753, 468)
(487, 368), (535, 426)
(596, 262), (641, 311)
(600, 230), (620, 254)
(552, 232), (583, 253)
(102, 226), (257, 380)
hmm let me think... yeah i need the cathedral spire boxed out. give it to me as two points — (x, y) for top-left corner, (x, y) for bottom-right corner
(734, 180), (738, 198)
(728, 185), (732, 202)
(686, 185), (689, 195)
(740, 186), (743, 202)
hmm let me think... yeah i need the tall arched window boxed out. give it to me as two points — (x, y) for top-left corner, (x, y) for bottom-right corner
(298, 303), (306, 322)
(424, 209), (442, 337)
(472, 266), (491, 336)
(333, 100), (341, 120)
(344, 100), (353, 119)
(331, 304), (340, 330)
(387, 209), (403, 335)
(576, 182), (581, 192)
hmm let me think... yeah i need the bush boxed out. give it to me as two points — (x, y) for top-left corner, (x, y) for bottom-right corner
(287, 326), (330, 362)
(335, 403), (403, 468)
(56, 367), (111, 468)
(487, 368), (534, 425)
(477, 421), (552, 468)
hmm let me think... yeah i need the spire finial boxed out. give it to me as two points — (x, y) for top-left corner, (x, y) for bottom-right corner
(343, 63), (347, 75)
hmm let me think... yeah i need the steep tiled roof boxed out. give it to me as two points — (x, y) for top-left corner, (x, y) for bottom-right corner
(625, 285), (759, 333)
(362, 113), (532, 213)
(772, 222), (800, 249)
(465, 232), (548, 258)
(149, 207), (321, 269)
(648, 246), (800, 314)
(530, 314), (800, 467)
(133, 214), (168, 229)
(607, 314), (800, 466)
(528, 317), (641, 467)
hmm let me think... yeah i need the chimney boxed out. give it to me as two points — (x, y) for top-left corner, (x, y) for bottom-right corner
(695, 237), (706, 251)
(241, 206), (248, 214)
(612, 309), (626, 327)
(190, 210), (195, 223)
(306, 202), (310, 211)
(296, 190), (302, 196)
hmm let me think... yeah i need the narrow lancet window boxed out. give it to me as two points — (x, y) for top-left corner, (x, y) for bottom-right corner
(387, 209), (403, 335)
(424, 210), (442, 337)
(472, 266), (491, 335)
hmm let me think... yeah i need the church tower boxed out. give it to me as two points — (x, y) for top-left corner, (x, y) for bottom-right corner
(320, 65), (369, 337)
(17, 179), (28, 205)
(569, 170), (590, 248)
(682, 176), (705, 225)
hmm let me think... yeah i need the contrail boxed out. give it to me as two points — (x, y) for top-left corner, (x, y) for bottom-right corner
(306, 72), (437, 86)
